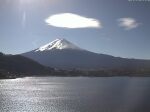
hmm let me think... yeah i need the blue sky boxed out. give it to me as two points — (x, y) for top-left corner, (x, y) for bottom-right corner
(0, 0), (150, 59)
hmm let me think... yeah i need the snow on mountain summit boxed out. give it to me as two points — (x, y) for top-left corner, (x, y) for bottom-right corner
(35, 38), (82, 52)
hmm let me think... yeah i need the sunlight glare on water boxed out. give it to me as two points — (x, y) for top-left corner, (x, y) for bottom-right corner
(0, 77), (150, 112)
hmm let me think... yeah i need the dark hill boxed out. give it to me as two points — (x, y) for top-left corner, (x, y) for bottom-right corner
(0, 52), (53, 79)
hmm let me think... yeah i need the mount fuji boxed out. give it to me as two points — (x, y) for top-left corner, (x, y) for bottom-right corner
(22, 38), (150, 70)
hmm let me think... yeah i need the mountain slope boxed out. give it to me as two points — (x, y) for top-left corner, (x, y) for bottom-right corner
(22, 38), (150, 70)
(0, 52), (53, 78)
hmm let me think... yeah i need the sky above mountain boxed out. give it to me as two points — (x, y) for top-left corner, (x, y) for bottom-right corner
(0, 0), (150, 59)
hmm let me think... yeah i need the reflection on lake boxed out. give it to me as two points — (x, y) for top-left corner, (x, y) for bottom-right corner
(0, 77), (150, 112)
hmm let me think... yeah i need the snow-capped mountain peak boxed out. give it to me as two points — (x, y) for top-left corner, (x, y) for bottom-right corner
(35, 38), (82, 52)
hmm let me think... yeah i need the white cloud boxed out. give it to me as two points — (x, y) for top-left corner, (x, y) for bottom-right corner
(45, 13), (101, 29)
(118, 18), (140, 30)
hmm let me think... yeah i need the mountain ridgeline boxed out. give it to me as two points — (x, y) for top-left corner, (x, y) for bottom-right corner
(0, 52), (53, 79)
(22, 39), (150, 72)
(1, 38), (150, 79)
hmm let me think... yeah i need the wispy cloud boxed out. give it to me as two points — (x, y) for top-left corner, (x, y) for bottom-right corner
(22, 11), (26, 28)
(118, 18), (141, 30)
(45, 13), (101, 29)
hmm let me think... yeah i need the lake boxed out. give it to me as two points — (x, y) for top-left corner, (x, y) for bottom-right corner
(0, 77), (150, 112)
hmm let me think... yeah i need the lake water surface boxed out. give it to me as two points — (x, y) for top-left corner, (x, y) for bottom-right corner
(0, 77), (150, 112)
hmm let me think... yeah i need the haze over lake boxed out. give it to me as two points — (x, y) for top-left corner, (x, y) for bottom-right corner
(0, 77), (150, 112)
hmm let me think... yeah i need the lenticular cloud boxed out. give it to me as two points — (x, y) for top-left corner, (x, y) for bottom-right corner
(45, 13), (101, 29)
(118, 18), (140, 30)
